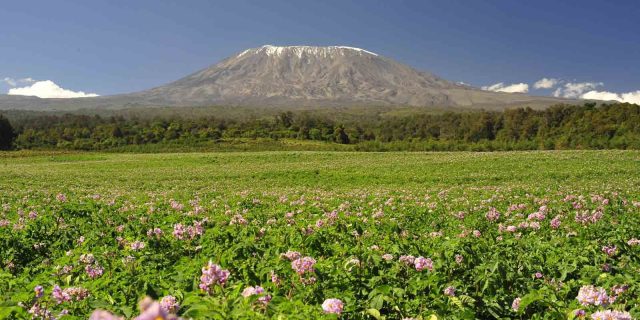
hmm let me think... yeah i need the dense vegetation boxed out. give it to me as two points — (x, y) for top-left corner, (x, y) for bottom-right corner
(0, 114), (16, 150)
(0, 151), (639, 319)
(2, 102), (640, 151)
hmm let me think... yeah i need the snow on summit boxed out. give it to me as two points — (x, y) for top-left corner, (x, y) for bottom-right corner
(238, 45), (378, 58)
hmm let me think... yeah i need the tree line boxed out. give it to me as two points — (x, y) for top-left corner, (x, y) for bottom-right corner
(1, 103), (640, 151)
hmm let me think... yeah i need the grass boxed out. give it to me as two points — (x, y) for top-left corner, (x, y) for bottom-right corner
(1, 150), (638, 195)
(1, 150), (639, 319)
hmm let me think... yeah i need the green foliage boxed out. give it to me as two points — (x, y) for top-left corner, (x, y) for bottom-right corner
(0, 114), (16, 150)
(5, 103), (640, 151)
(0, 151), (639, 319)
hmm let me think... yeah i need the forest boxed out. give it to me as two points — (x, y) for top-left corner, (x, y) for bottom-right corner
(1, 102), (639, 151)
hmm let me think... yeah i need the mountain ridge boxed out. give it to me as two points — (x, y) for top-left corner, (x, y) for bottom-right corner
(0, 45), (576, 111)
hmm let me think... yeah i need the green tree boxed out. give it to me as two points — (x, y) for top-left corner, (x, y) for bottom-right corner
(0, 115), (16, 150)
(334, 125), (350, 144)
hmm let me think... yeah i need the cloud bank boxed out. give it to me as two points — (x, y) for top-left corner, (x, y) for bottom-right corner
(582, 90), (640, 104)
(481, 77), (639, 105)
(553, 82), (603, 99)
(7, 80), (99, 98)
(2, 77), (35, 87)
(481, 82), (529, 93)
(533, 78), (559, 89)
(549, 81), (639, 104)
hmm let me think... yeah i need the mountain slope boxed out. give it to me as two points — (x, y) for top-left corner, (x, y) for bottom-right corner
(0, 45), (574, 110)
(132, 45), (569, 108)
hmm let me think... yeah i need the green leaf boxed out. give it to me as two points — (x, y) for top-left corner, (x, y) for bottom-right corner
(366, 308), (382, 320)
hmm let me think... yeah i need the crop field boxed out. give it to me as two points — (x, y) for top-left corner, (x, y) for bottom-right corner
(1, 151), (639, 319)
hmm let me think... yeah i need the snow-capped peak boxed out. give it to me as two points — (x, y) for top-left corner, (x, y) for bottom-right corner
(238, 45), (378, 58)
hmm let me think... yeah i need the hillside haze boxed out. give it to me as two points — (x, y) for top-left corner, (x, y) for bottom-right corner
(0, 45), (572, 110)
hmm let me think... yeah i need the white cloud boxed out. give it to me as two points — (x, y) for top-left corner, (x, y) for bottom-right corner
(481, 82), (529, 93)
(582, 90), (640, 104)
(621, 91), (640, 104)
(8, 80), (99, 98)
(3, 77), (37, 87)
(533, 78), (559, 89)
(553, 82), (603, 98)
(3, 77), (17, 87)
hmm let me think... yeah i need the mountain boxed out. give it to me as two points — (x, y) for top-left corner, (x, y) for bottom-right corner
(0, 45), (574, 110)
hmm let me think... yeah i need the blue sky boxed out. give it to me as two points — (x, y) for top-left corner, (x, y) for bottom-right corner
(1, 0), (639, 101)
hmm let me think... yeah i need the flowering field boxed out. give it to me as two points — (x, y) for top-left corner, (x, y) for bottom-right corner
(1, 151), (639, 319)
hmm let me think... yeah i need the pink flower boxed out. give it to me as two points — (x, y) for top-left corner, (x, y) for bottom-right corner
(147, 228), (163, 238)
(56, 193), (67, 202)
(159, 295), (180, 313)
(291, 256), (317, 275)
(602, 245), (617, 257)
(85, 264), (104, 279)
(382, 254), (394, 261)
(34, 285), (44, 298)
(130, 241), (145, 251)
(511, 297), (521, 311)
(280, 250), (302, 261)
(414, 256), (433, 272)
(550, 216), (561, 229)
(399, 255), (415, 265)
(455, 254), (464, 264)
(89, 310), (124, 320)
(199, 261), (230, 293)
(135, 302), (168, 320)
(258, 295), (272, 305)
(577, 285), (610, 306)
(270, 271), (281, 285)
(590, 310), (632, 320)
(170, 200), (184, 211)
(172, 223), (185, 240)
(444, 286), (456, 297)
(28, 304), (53, 319)
(485, 207), (500, 222)
(242, 286), (263, 297)
(322, 298), (344, 315)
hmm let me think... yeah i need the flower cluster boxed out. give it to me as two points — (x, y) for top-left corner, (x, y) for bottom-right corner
(291, 256), (317, 275)
(485, 207), (501, 222)
(159, 295), (180, 313)
(577, 285), (611, 306)
(590, 310), (632, 320)
(550, 216), (561, 229)
(322, 298), (344, 315)
(414, 256), (434, 272)
(147, 227), (163, 238)
(90, 296), (180, 320)
(52, 285), (90, 304)
(173, 221), (204, 240)
(34, 285), (44, 298)
(199, 261), (230, 293)
(511, 297), (521, 311)
(241, 286), (272, 305)
(280, 250), (301, 261)
(130, 240), (145, 251)
(444, 286), (456, 297)
(399, 255), (415, 266)
(85, 264), (104, 279)
(601, 245), (617, 257)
